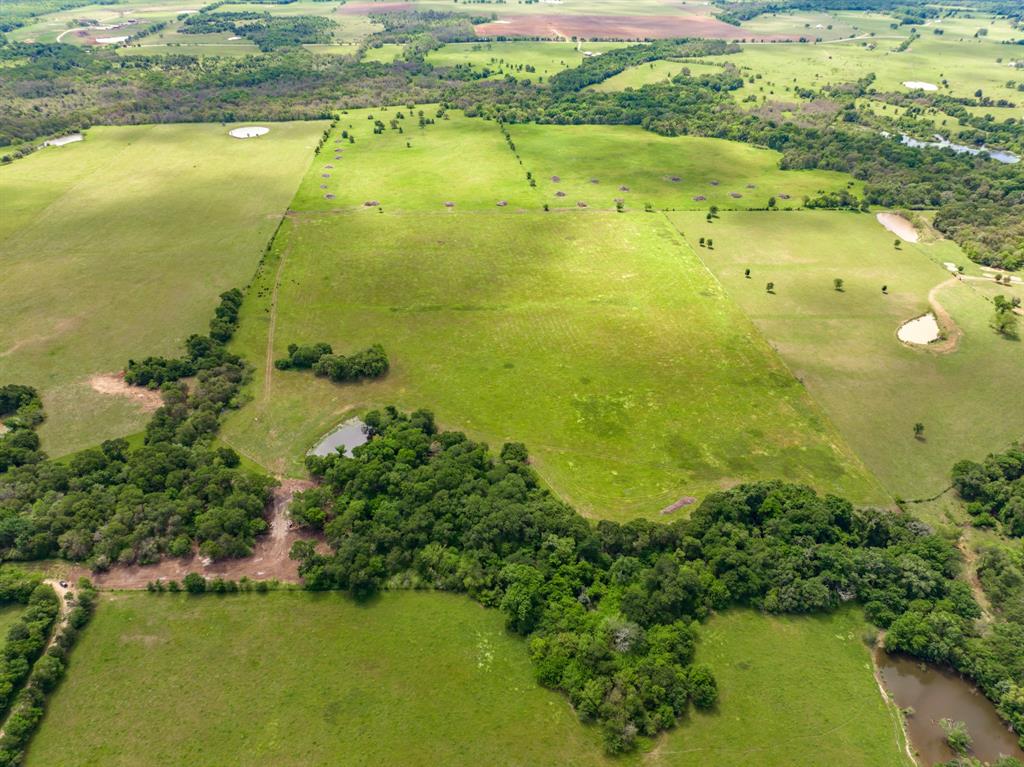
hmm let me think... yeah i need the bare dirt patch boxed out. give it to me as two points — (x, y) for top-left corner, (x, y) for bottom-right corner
(89, 373), (164, 412)
(474, 14), (794, 40)
(70, 479), (321, 589)
(876, 212), (919, 243)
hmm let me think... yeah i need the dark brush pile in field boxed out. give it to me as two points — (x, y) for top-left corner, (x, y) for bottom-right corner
(291, 407), (1021, 753)
(0, 290), (275, 567)
(274, 342), (389, 383)
(952, 443), (1024, 536)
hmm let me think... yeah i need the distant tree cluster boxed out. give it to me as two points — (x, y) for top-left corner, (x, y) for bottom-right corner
(181, 10), (335, 51)
(291, 407), (1002, 754)
(275, 342), (389, 384)
(0, 291), (276, 568)
(952, 442), (1024, 536)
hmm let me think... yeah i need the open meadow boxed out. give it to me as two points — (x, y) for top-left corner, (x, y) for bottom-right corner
(507, 123), (861, 212)
(669, 210), (1024, 501)
(425, 41), (630, 82)
(0, 121), (327, 457)
(729, 26), (1023, 105)
(25, 593), (909, 767)
(222, 111), (885, 518)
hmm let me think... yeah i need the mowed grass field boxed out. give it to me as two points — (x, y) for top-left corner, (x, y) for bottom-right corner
(25, 593), (908, 767)
(507, 123), (861, 212)
(670, 210), (1024, 501)
(0, 121), (327, 456)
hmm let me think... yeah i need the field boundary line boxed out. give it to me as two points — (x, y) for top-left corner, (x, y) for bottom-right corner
(263, 236), (292, 404)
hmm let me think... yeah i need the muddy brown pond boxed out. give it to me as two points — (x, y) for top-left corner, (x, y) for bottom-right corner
(876, 649), (1024, 764)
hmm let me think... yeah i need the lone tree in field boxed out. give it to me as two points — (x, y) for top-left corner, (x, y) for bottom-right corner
(914, 422), (925, 440)
(882, 285), (888, 294)
(766, 281), (775, 294)
(992, 295), (1020, 338)
(699, 237), (705, 247)
(744, 268), (751, 279)
(707, 238), (713, 249)
(833, 278), (844, 292)
(894, 239), (901, 249)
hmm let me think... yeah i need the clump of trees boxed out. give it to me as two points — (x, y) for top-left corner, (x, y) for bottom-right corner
(182, 10), (335, 51)
(0, 385), (45, 473)
(952, 442), (1024, 536)
(275, 342), (389, 384)
(291, 407), (1000, 754)
(125, 289), (243, 387)
(0, 291), (276, 568)
(992, 295), (1021, 338)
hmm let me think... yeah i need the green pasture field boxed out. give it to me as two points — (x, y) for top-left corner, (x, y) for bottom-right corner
(291, 108), (541, 212)
(426, 41), (631, 82)
(671, 607), (910, 767)
(735, 10), (872, 41)
(24, 592), (908, 767)
(729, 30), (1021, 105)
(223, 207), (882, 521)
(589, 60), (725, 91)
(23, 591), (615, 767)
(669, 210), (1024, 502)
(7, 1), (191, 45)
(117, 22), (260, 56)
(0, 121), (328, 458)
(506, 123), (862, 212)
(362, 42), (404, 63)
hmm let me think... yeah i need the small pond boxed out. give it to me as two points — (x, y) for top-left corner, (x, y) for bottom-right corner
(900, 133), (1020, 164)
(876, 650), (1024, 764)
(308, 418), (368, 458)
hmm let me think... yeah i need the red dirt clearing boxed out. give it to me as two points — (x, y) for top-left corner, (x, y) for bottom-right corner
(475, 14), (794, 41)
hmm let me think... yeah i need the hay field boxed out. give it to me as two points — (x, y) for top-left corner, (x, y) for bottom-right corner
(669, 210), (1024, 501)
(0, 121), (327, 457)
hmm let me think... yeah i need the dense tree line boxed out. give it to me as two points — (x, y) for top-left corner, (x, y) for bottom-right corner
(952, 442), (1024, 536)
(289, 407), (1017, 753)
(0, 580), (59, 724)
(0, 291), (276, 567)
(0, 578), (98, 767)
(275, 342), (389, 383)
(548, 40), (738, 94)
